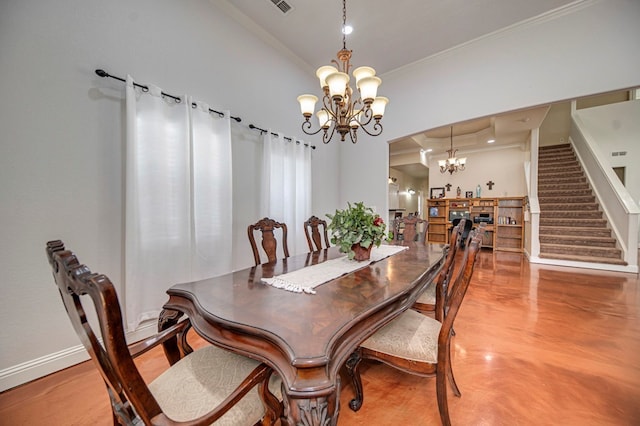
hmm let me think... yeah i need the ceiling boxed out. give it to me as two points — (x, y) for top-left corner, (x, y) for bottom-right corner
(220, 0), (578, 75)
(219, 0), (580, 177)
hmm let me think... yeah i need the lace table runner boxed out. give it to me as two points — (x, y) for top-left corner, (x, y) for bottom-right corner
(262, 245), (409, 294)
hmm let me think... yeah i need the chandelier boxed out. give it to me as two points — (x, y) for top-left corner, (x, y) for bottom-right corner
(439, 126), (467, 174)
(296, 0), (388, 144)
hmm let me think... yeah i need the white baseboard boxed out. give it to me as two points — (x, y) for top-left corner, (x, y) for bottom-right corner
(0, 321), (157, 393)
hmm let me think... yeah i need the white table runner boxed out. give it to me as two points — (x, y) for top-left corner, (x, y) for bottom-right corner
(262, 245), (409, 294)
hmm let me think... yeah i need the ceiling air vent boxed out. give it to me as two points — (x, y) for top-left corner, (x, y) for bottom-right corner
(268, 0), (294, 15)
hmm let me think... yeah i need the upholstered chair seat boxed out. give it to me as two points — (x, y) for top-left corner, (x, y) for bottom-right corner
(360, 309), (441, 364)
(149, 345), (281, 425)
(414, 282), (436, 306)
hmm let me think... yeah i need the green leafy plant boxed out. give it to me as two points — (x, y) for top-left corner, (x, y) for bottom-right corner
(326, 202), (387, 259)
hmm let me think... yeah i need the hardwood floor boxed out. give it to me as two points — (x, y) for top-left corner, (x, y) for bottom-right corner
(1, 250), (639, 425)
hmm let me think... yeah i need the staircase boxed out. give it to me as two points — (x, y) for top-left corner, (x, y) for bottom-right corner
(537, 144), (626, 266)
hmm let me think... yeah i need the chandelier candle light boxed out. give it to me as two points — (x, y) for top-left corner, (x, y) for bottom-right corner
(297, 0), (388, 144)
(439, 126), (467, 174)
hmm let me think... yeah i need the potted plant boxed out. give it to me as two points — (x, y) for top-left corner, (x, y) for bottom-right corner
(326, 202), (387, 261)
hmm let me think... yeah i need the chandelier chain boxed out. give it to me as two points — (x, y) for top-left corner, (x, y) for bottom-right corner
(342, 0), (347, 50)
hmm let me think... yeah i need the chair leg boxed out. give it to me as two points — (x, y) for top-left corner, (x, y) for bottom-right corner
(345, 349), (364, 412)
(436, 365), (452, 426)
(258, 369), (283, 425)
(446, 335), (461, 397)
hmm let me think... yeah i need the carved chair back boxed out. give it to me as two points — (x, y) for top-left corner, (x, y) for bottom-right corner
(46, 240), (167, 423)
(46, 240), (282, 425)
(393, 216), (428, 243)
(303, 215), (330, 251)
(248, 217), (290, 266)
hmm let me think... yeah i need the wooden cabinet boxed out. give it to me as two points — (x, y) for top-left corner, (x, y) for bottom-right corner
(427, 199), (447, 243)
(495, 197), (524, 252)
(426, 197), (524, 252)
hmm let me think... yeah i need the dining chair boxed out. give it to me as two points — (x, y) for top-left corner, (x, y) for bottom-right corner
(46, 240), (282, 425)
(345, 230), (483, 426)
(413, 219), (466, 321)
(248, 217), (289, 266)
(452, 217), (474, 248)
(303, 215), (330, 251)
(393, 215), (428, 243)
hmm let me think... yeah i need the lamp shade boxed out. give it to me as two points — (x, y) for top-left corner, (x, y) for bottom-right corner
(353, 66), (375, 87)
(316, 109), (330, 128)
(316, 65), (338, 88)
(297, 94), (318, 117)
(358, 76), (381, 102)
(326, 72), (349, 99)
(458, 157), (467, 166)
(371, 96), (388, 118)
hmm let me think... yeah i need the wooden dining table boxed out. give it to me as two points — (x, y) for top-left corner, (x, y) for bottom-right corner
(159, 241), (446, 426)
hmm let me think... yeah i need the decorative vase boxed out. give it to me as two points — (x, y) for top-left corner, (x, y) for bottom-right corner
(351, 243), (373, 261)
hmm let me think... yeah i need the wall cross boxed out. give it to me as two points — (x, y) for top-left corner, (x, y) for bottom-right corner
(486, 180), (495, 190)
(445, 183), (452, 191)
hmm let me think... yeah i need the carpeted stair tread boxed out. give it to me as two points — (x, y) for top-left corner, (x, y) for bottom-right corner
(538, 203), (600, 211)
(540, 243), (621, 259)
(539, 218), (608, 227)
(538, 188), (592, 196)
(539, 195), (596, 204)
(539, 166), (583, 174)
(539, 143), (572, 151)
(540, 210), (603, 219)
(539, 226), (611, 237)
(538, 183), (591, 191)
(538, 178), (587, 186)
(539, 234), (617, 247)
(538, 252), (627, 266)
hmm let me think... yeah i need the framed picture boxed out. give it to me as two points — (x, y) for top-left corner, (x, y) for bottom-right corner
(430, 187), (445, 199)
(465, 191), (473, 198)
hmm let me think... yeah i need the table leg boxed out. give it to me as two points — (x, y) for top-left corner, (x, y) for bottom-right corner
(158, 308), (193, 365)
(281, 380), (340, 426)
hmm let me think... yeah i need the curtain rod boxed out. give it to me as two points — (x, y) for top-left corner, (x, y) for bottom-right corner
(95, 69), (242, 122)
(249, 124), (316, 149)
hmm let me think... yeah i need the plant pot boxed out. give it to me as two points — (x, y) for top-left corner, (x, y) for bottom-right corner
(351, 243), (372, 261)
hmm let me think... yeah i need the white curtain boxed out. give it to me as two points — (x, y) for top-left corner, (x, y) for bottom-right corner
(260, 132), (312, 255)
(125, 76), (232, 331)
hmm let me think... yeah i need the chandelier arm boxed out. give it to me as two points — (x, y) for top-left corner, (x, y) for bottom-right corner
(356, 106), (374, 126)
(323, 123), (337, 144)
(301, 120), (325, 136)
(357, 120), (383, 137)
(349, 127), (358, 144)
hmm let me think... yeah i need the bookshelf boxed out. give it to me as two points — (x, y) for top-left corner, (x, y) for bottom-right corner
(426, 196), (524, 252)
(427, 199), (447, 243)
(495, 197), (524, 252)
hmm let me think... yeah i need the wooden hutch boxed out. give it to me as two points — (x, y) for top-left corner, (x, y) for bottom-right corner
(427, 196), (525, 252)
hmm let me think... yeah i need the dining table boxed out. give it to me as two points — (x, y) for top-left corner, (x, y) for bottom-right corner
(158, 241), (446, 426)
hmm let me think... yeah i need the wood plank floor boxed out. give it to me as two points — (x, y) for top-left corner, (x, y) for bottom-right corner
(1, 250), (639, 425)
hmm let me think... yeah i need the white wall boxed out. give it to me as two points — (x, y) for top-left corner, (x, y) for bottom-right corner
(574, 100), (640, 210)
(428, 146), (527, 199)
(338, 0), (640, 215)
(0, 0), (339, 390)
